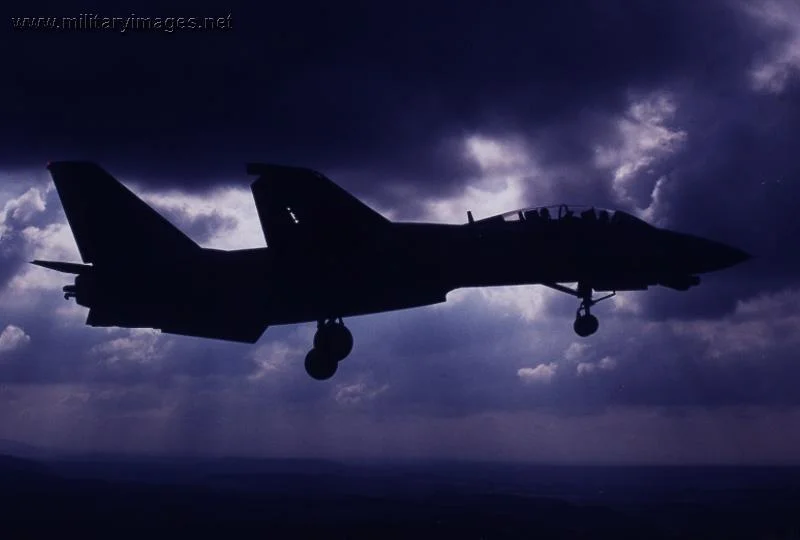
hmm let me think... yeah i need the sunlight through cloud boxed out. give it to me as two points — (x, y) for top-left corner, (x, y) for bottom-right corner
(422, 134), (534, 224)
(594, 92), (686, 223)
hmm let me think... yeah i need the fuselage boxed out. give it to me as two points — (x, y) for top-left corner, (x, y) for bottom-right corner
(141, 216), (747, 327)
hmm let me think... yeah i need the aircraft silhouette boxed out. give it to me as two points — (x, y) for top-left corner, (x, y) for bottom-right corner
(33, 162), (751, 380)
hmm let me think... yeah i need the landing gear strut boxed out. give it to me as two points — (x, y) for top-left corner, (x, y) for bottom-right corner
(304, 318), (353, 381)
(543, 282), (615, 338)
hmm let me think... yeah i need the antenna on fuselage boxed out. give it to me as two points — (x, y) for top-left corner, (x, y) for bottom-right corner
(467, 210), (474, 224)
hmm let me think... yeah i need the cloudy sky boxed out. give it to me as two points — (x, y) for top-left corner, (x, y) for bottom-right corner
(1, 0), (799, 463)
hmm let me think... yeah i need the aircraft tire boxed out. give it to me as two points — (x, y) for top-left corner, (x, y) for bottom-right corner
(314, 322), (354, 362)
(573, 314), (599, 337)
(304, 349), (338, 380)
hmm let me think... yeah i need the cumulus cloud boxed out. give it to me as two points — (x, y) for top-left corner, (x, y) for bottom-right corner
(0, 186), (47, 233)
(0, 185), (55, 289)
(138, 185), (264, 250)
(518, 363), (558, 384)
(594, 91), (687, 223)
(577, 356), (617, 376)
(564, 342), (589, 362)
(476, 286), (555, 323)
(90, 329), (171, 367)
(0, 325), (30, 354)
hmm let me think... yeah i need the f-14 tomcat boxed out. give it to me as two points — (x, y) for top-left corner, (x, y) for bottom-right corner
(33, 162), (751, 380)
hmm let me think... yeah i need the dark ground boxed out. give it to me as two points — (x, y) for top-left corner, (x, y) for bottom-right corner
(1, 445), (798, 538)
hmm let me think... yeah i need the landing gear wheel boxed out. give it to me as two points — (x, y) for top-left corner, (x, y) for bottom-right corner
(304, 349), (338, 381)
(573, 314), (599, 337)
(542, 281), (614, 338)
(314, 319), (353, 362)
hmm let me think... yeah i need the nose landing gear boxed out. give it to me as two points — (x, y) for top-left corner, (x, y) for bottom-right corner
(304, 318), (353, 381)
(573, 282), (614, 338)
(543, 282), (616, 338)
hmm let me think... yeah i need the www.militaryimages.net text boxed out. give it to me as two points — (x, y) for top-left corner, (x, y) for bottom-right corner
(11, 13), (233, 33)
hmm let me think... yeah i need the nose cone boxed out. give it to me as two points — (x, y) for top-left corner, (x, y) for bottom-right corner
(716, 244), (752, 268)
(675, 234), (752, 273)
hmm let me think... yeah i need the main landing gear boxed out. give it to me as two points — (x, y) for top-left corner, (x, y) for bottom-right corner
(304, 318), (353, 381)
(544, 282), (616, 338)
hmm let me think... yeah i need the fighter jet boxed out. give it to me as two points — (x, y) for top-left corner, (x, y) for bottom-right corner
(33, 162), (750, 380)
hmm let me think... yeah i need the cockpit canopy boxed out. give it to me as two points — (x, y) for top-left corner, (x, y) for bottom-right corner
(474, 204), (652, 228)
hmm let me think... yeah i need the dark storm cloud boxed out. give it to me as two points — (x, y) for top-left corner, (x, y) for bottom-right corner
(635, 83), (800, 319)
(2, 1), (763, 201)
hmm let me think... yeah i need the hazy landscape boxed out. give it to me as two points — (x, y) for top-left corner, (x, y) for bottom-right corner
(2, 440), (799, 537)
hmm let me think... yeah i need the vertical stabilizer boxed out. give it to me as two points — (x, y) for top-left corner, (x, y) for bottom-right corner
(47, 161), (200, 265)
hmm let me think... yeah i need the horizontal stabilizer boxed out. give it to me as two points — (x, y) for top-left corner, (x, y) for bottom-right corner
(30, 260), (92, 274)
(86, 305), (268, 344)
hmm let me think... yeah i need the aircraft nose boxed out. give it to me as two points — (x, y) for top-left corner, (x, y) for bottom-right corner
(717, 244), (752, 267)
(682, 235), (752, 273)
